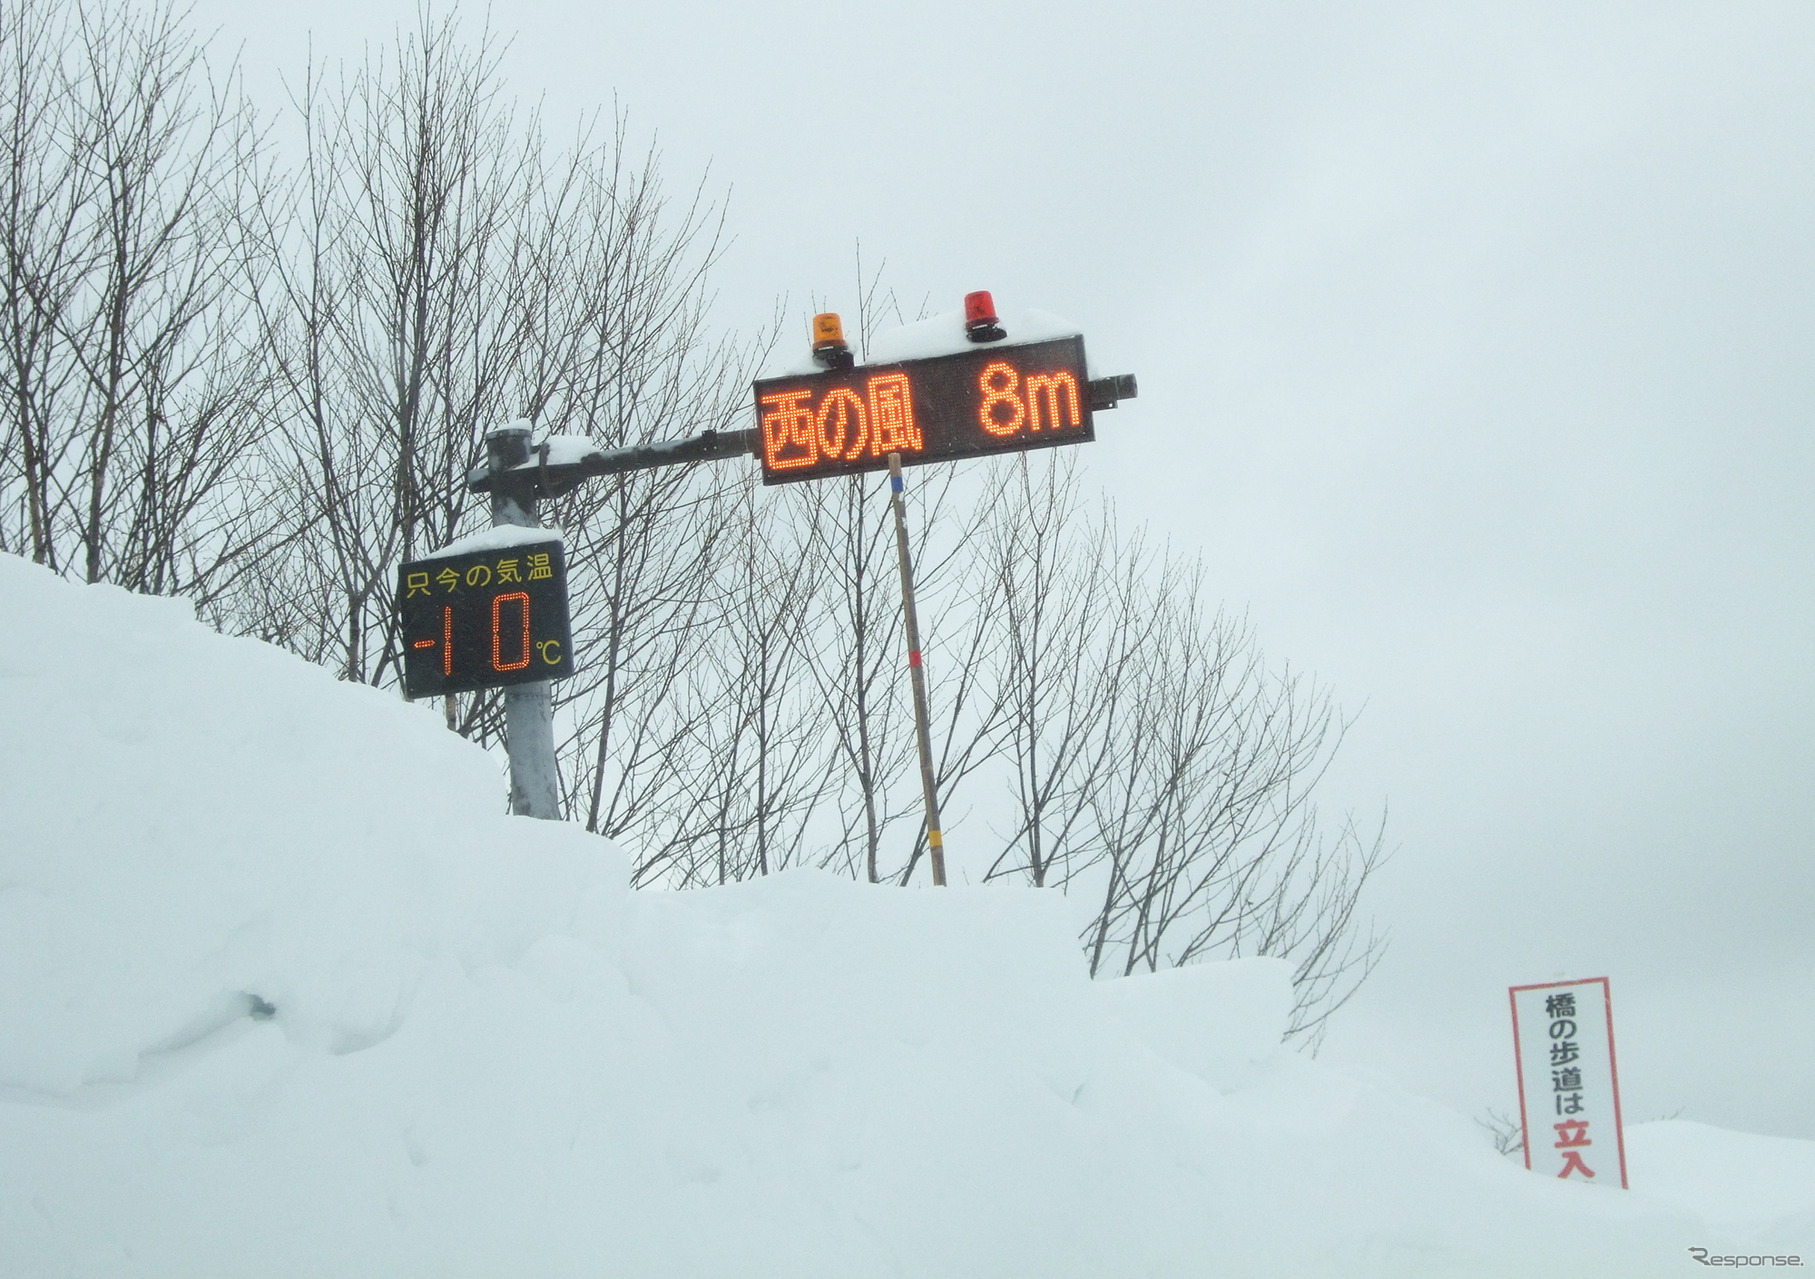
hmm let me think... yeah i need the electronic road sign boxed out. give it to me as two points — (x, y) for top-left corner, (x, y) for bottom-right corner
(753, 335), (1095, 485)
(396, 538), (574, 698)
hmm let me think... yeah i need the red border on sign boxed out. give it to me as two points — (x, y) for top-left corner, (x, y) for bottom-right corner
(1508, 984), (1533, 1171)
(1507, 976), (1629, 1189)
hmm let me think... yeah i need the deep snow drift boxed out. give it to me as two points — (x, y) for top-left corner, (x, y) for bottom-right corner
(1, 553), (1809, 1277)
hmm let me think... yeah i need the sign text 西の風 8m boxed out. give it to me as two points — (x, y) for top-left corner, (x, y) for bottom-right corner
(752, 335), (1095, 484)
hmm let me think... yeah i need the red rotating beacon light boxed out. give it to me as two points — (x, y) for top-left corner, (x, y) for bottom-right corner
(964, 290), (1006, 343)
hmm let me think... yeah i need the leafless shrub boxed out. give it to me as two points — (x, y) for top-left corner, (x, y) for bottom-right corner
(236, 7), (761, 856)
(0, 0), (278, 605)
(984, 454), (1388, 1043)
(1478, 1108), (1525, 1158)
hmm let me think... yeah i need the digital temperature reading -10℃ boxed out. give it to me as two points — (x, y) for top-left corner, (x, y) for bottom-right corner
(396, 539), (575, 699)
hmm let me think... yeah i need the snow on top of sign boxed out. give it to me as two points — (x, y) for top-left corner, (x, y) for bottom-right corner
(757, 307), (1086, 379)
(868, 306), (1082, 363)
(419, 522), (564, 560)
(754, 343), (816, 381)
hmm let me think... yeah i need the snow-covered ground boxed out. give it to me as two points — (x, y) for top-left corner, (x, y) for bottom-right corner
(2, 552), (1810, 1277)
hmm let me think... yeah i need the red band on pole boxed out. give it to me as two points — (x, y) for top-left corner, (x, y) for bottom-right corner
(908, 649), (922, 668)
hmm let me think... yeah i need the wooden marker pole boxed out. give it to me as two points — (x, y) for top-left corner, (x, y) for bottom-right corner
(887, 453), (947, 886)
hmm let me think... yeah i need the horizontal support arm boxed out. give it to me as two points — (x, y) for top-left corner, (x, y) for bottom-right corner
(1088, 374), (1138, 412)
(468, 427), (758, 496)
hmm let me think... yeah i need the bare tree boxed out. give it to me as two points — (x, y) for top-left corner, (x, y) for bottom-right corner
(555, 457), (733, 876)
(535, 135), (758, 861)
(241, 2), (755, 814)
(243, 10), (544, 683)
(791, 468), (916, 882)
(657, 472), (831, 887)
(1477, 1108), (1524, 1158)
(983, 454), (1147, 889)
(976, 460), (1386, 1040)
(0, 0), (277, 606)
(1067, 560), (1386, 1042)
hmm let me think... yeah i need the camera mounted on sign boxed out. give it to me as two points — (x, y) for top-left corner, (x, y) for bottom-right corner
(1088, 373), (1138, 411)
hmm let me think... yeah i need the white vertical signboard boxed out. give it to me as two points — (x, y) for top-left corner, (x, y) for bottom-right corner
(1509, 977), (1628, 1188)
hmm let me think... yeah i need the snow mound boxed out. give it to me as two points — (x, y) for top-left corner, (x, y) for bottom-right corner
(1, 552), (1810, 1277)
(1627, 1121), (1815, 1228)
(1090, 955), (1293, 1092)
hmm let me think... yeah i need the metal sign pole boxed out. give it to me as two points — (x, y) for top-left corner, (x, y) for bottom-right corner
(886, 452), (947, 886)
(485, 423), (561, 820)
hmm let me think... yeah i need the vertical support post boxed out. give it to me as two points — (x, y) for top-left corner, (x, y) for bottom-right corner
(486, 422), (561, 820)
(887, 453), (947, 886)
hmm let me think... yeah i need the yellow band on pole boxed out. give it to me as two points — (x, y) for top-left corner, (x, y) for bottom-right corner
(887, 452), (947, 886)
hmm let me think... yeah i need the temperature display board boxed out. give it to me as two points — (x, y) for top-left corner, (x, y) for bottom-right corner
(396, 539), (574, 698)
(753, 335), (1094, 484)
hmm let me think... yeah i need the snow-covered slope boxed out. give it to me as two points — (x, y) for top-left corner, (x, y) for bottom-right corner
(1, 553), (1809, 1277)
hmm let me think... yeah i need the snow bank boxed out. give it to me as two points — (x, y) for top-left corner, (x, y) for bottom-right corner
(1, 552), (1810, 1277)
(1090, 955), (1293, 1092)
(1627, 1121), (1815, 1230)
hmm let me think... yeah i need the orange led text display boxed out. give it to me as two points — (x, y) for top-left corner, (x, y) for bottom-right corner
(753, 335), (1094, 484)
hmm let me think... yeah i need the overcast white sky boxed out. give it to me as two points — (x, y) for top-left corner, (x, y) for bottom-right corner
(189, 0), (1815, 1139)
